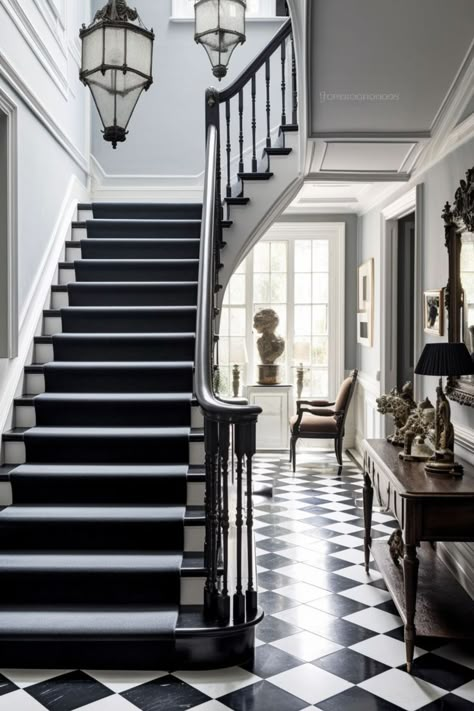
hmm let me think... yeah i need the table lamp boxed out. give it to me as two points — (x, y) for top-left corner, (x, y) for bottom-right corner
(229, 340), (248, 398)
(414, 342), (474, 477)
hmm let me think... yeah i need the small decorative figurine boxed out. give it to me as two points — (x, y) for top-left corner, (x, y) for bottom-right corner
(388, 529), (405, 568)
(253, 309), (285, 385)
(376, 382), (417, 446)
(399, 398), (435, 461)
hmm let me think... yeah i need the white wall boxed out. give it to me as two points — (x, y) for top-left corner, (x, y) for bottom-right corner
(0, 0), (91, 436)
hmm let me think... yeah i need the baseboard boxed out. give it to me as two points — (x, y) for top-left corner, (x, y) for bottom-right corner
(0, 175), (89, 461)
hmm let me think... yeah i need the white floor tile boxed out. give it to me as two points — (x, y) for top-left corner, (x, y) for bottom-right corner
(278, 547), (315, 562)
(343, 607), (402, 633)
(359, 668), (447, 711)
(453, 680), (474, 703)
(334, 564), (382, 584)
(275, 563), (331, 588)
(85, 670), (167, 692)
(279, 509), (314, 520)
(279, 520), (315, 533)
(0, 690), (48, 711)
(273, 606), (335, 635)
(278, 533), (318, 548)
(318, 503), (354, 512)
(322, 522), (363, 534)
(320, 511), (358, 522)
(350, 634), (427, 667)
(433, 642), (474, 670)
(268, 663), (353, 704)
(79, 697), (138, 711)
(174, 667), (260, 698)
(339, 583), (392, 606)
(330, 548), (368, 564)
(327, 534), (365, 547)
(191, 702), (237, 711)
(274, 582), (329, 603)
(270, 630), (342, 662)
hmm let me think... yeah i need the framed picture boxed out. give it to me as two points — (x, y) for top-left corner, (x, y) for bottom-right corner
(357, 259), (374, 347)
(424, 289), (444, 336)
(357, 312), (372, 347)
(358, 259), (374, 312)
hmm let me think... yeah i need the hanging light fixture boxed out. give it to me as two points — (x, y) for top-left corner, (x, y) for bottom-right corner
(79, 0), (154, 148)
(195, 0), (246, 80)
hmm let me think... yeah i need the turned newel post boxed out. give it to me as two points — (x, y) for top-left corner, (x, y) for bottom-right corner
(217, 420), (231, 622)
(204, 418), (219, 617)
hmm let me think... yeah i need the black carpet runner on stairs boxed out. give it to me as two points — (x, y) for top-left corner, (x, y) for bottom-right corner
(0, 203), (201, 668)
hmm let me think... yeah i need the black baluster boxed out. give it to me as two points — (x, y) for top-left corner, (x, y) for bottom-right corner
(233, 423), (245, 623)
(251, 74), (257, 173)
(225, 100), (232, 199)
(291, 35), (297, 125)
(280, 39), (287, 126)
(265, 58), (271, 149)
(217, 421), (230, 622)
(244, 421), (258, 617)
(204, 418), (219, 618)
(238, 89), (244, 174)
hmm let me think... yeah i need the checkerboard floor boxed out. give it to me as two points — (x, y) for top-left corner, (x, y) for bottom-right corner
(0, 451), (473, 711)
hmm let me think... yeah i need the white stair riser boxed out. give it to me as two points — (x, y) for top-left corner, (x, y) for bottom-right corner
(43, 317), (62, 336)
(185, 526), (205, 552)
(34, 343), (53, 363)
(59, 267), (75, 285)
(3, 440), (205, 466)
(180, 577), (205, 605)
(51, 291), (69, 309)
(24, 373), (45, 395)
(0, 478), (204, 508)
(15, 403), (203, 429)
(71, 226), (87, 241)
(66, 246), (81, 261)
(77, 210), (93, 221)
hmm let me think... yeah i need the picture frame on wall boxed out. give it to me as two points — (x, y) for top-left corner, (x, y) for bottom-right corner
(424, 289), (444, 336)
(357, 259), (374, 347)
(357, 311), (372, 347)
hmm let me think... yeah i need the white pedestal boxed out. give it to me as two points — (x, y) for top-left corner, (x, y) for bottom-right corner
(245, 384), (293, 451)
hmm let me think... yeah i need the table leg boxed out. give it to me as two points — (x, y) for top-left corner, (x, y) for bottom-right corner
(363, 469), (373, 573)
(403, 544), (419, 673)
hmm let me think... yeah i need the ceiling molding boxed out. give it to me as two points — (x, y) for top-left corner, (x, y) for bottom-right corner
(310, 131), (431, 141)
(306, 171), (410, 183)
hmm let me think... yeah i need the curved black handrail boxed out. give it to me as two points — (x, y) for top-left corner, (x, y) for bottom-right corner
(195, 123), (261, 423)
(219, 18), (291, 103)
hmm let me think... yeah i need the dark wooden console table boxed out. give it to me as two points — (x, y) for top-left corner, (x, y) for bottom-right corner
(363, 439), (474, 672)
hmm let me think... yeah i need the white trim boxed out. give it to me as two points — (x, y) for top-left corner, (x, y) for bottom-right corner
(171, 0), (277, 19)
(0, 176), (89, 459)
(0, 52), (89, 174)
(0, 87), (18, 359)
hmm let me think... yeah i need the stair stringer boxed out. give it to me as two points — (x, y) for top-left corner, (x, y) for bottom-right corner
(218, 130), (303, 299)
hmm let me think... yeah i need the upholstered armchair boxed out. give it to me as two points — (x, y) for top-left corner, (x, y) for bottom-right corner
(289, 370), (358, 471)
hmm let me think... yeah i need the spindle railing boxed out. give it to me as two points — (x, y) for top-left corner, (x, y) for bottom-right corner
(195, 17), (298, 624)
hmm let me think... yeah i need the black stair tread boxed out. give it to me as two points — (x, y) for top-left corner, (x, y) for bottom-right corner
(280, 123), (299, 132)
(0, 605), (178, 638)
(9, 463), (190, 476)
(0, 505), (201, 526)
(25, 360), (194, 372)
(0, 552), (183, 572)
(51, 284), (68, 292)
(87, 219), (202, 226)
(18, 393), (194, 404)
(224, 197), (250, 205)
(36, 333), (196, 343)
(53, 281), (199, 290)
(77, 203), (91, 209)
(237, 172), (274, 180)
(3, 426), (204, 440)
(0, 465), (15, 481)
(221, 220), (233, 228)
(264, 147), (292, 155)
(45, 306), (198, 316)
(60, 259), (200, 268)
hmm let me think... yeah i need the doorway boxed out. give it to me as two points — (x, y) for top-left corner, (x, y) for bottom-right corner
(397, 212), (415, 387)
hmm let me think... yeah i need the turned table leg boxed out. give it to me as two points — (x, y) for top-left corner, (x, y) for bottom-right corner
(363, 467), (373, 573)
(403, 543), (419, 673)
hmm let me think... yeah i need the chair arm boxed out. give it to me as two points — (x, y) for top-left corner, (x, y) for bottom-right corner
(299, 406), (335, 417)
(296, 399), (335, 411)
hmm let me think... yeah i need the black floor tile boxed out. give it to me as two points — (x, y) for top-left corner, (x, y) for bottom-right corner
(258, 590), (299, 614)
(122, 675), (210, 711)
(219, 679), (309, 711)
(257, 571), (297, 590)
(401, 653), (474, 691)
(255, 615), (301, 643)
(318, 686), (405, 711)
(257, 553), (294, 570)
(26, 671), (113, 711)
(314, 647), (391, 683)
(419, 695), (474, 711)
(255, 538), (290, 553)
(309, 592), (369, 617)
(0, 673), (18, 697)
(242, 644), (302, 678)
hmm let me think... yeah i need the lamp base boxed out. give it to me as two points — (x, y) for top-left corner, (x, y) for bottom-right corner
(424, 453), (464, 479)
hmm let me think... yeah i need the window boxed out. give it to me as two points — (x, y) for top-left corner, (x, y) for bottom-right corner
(172, 1), (278, 20)
(218, 223), (345, 400)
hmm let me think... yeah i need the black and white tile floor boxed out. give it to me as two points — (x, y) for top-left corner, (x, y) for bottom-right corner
(0, 451), (473, 711)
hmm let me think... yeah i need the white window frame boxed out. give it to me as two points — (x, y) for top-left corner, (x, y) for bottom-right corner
(219, 222), (345, 402)
(172, 0), (277, 21)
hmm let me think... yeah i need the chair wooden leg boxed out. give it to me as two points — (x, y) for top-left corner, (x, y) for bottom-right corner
(335, 435), (343, 466)
(291, 437), (297, 473)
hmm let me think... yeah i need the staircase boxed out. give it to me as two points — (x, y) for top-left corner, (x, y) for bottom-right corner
(0, 17), (300, 669)
(0, 203), (260, 669)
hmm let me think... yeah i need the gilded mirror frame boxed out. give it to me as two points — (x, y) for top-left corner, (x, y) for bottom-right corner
(443, 166), (474, 407)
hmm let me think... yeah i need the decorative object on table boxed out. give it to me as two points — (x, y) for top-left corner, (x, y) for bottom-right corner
(79, 0), (154, 148)
(388, 528), (405, 568)
(376, 382), (417, 446)
(289, 370), (358, 470)
(423, 289), (444, 335)
(442, 167), (474, 407)
(415, 342), (474, 477)
(253, 308), (285, 385)
(292, 341), (311, 398)
(398, 397), (435, 461)
(229, 340), (248, 397)
(194, 0), (246, 80)
(296, 363), (305, 399)
(213, 364), (221, 395)
(357, 259), (374, 347)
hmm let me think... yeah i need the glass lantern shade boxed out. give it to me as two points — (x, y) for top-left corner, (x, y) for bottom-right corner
(80, 1), (154, 148)
(195, 0), (246, 79)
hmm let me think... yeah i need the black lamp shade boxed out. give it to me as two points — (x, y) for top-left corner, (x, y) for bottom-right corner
(415, 343), (474, 377)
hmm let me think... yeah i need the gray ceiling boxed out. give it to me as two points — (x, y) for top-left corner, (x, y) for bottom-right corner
(310, 0), (474, 136)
